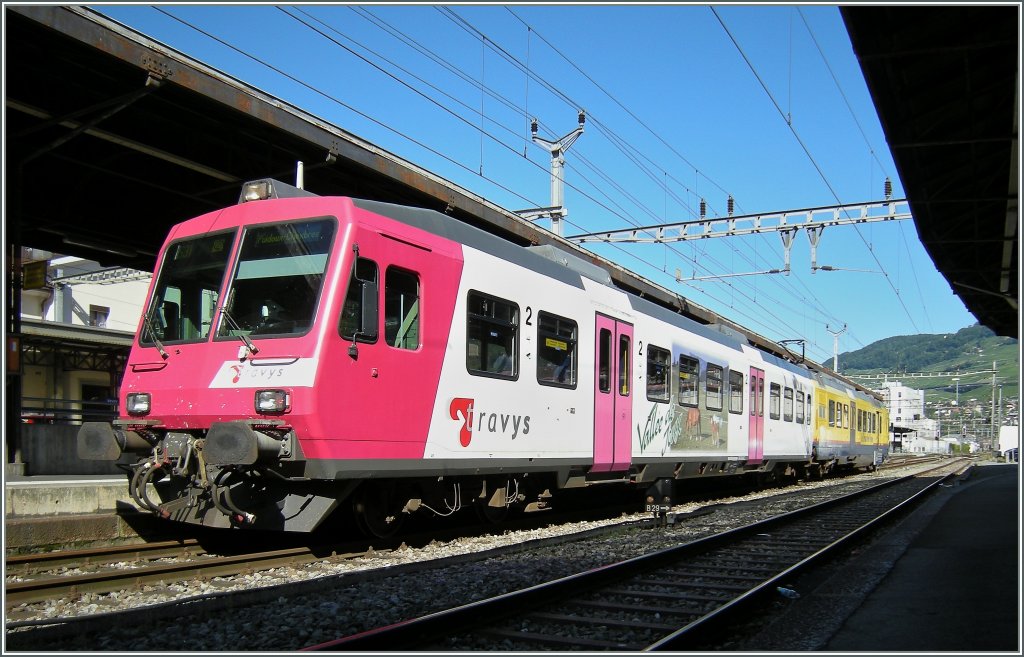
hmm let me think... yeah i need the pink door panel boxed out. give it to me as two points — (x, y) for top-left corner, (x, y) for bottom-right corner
(594, 314), (633, 472)
(748, 367), (764, 461)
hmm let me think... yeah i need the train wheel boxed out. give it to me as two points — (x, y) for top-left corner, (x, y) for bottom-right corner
(353, 481), (406, 538)
(759, 465), (782, 488)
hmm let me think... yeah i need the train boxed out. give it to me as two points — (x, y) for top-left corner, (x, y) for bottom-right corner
(78, 178), (890, 534)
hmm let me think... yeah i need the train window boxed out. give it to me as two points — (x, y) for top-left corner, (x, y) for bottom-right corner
(728, 370), (743, 414)
(645, 345), (670, 402)
(783, 387), (794, 422)
(769, 383), (781, 420)
(221, 218), (334, 338)
(339, 257), (379, 343)
(537, 312), (578, 389)
(828, 399), (836, 427)
(385, 267), (419, 350)
(796, 391), (805, 424)
(844, 404), (850, 429)
(807, 397), (813, 425)
(598, 329), (612, 393)
(467, 291), (519, 379)
(857, 409), (863, 432)
(706, 364), (723, 411)
(618, 335), (631, 396)
(143, 230), (235, 345)
(678, 356), (699, 407)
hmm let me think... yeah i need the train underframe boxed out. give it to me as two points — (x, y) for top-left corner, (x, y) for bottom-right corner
(79, 420), (884, 535)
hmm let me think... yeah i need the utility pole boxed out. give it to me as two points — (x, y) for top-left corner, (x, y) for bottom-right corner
(516, 111), (585, 237)
(826, 323), (847, 372)
(990, 360), (997, 450)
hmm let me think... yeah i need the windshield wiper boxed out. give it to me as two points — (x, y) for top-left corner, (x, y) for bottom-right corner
(141, 308), (169, 360)
(220, 306), (260, 356)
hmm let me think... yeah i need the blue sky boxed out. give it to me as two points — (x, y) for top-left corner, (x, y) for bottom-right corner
(89, 3), (979, 366)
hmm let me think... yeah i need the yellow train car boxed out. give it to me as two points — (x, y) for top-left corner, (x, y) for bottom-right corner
(811, 373), (889, 476)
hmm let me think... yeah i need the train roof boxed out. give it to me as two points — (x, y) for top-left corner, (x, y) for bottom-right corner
(240, 179), (883, 402)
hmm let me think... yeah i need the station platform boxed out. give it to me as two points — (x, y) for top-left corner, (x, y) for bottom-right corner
(3, 474), (134, 517)
(3, 474), (158, 550)
(740, 461), (1020, 652)
(825, 461), (1020, 652)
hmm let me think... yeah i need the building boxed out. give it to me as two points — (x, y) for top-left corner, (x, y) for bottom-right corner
(9, 250), (149, 475)
(878, 381), (942, 454)
(999, 424), (1019, 461)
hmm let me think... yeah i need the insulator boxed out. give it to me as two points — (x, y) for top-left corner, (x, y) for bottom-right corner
(884, 177), (893, 199)
(727, 195), (734, 216)
(700, 198), (706, 219)
(578, 110), (586, 125)
(530, 118), (538, 134)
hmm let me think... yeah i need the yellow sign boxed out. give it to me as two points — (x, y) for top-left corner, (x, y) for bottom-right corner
(22, 261), (47, 289)
(545, 338), (568, 351)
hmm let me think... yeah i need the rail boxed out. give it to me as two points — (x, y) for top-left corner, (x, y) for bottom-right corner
(304, 461), (966, 651)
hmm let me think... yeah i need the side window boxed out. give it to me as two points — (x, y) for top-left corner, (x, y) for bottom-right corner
(783, 387), (794, 422)
(537, 312), (577, 388)
(728, 369), (743, 414)
(795, 391), (805, 424)
(769, 383), (781, 420)
(467, 291), (518, 379)
(678, 356), (699, 407)
(844, 404), (850, 429)
(706, 363), (723, 411)
(828, 399), (836, 426)
(598, 328), (612, 393)
(339, 257), (379, 342)
(385, 267), (419, 350)
(646, 345), (670, 402)
(618, 334), (631, 396)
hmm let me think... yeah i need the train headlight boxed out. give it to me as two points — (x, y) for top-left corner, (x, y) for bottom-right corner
(126, 393), (151, 416)
(255, 389), (290, 414)
(240, 180), (273, 202)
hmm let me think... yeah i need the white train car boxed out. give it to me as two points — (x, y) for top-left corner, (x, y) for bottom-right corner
(80, 183), (886, 533)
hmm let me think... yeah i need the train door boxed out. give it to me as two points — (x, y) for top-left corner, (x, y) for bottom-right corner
(748, 367), (765, 461)
(335, 226), (461, 455)
(593, 314), (633, 472)
(850, 401), (858, 448)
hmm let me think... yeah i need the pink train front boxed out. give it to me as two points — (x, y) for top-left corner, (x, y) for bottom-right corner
(79, 179), (888, 533)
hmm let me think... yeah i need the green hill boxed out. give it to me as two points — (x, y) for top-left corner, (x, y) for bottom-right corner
(838, 324), (1019, 420)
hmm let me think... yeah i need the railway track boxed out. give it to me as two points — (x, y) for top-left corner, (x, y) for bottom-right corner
(3, 497), (646, 611)
(5, 539), (209, 577)
(3, 543), (373, 608)
(305, 461), (967, 651)
(3, 457), (951, 623)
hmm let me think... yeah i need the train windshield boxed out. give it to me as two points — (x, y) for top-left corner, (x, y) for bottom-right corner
(217, 217), (335, 338)
(141, 230), (236, 346)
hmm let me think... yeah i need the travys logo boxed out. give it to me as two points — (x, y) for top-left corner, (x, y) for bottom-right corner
(449, 397), (531, 447)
